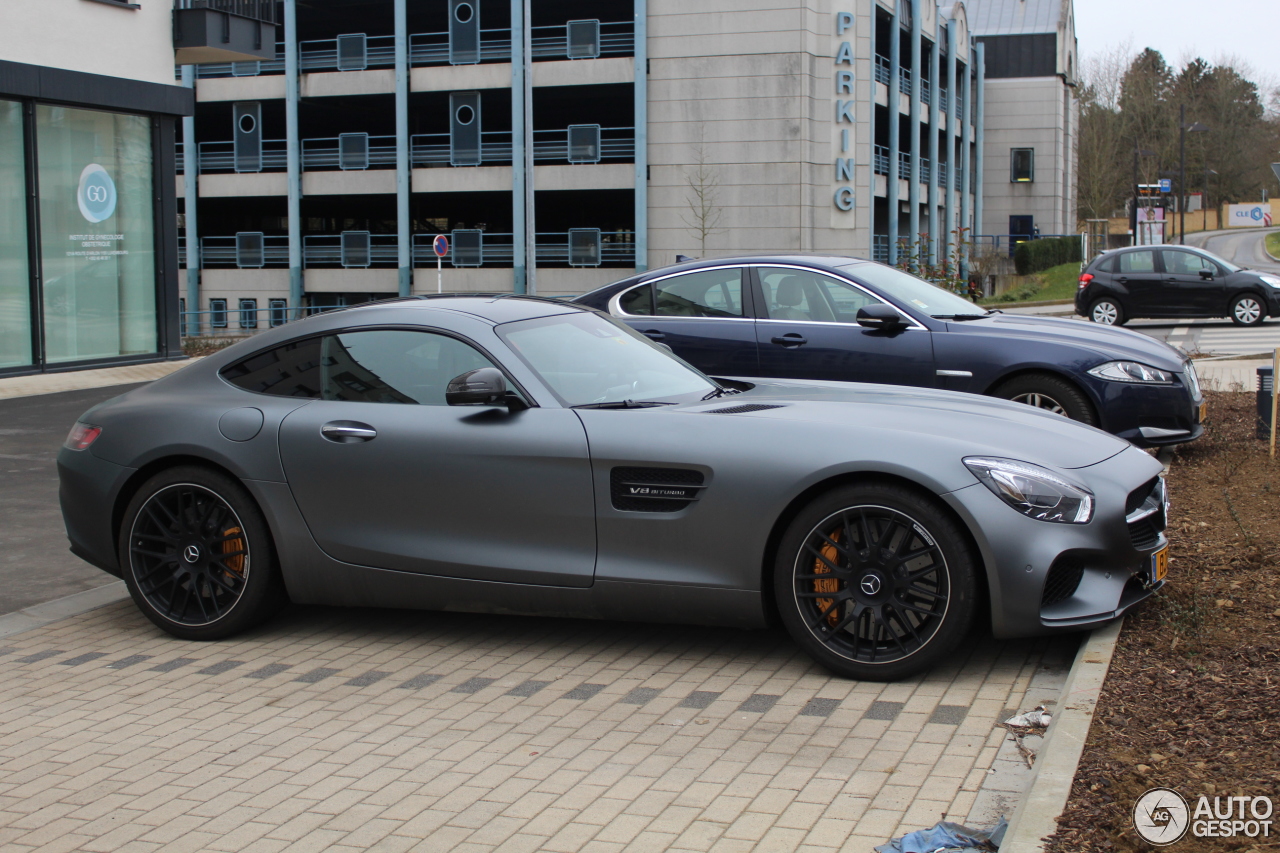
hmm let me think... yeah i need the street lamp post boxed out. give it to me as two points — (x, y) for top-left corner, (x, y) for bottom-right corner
(1178, 104), (1211, 244)
(1131, 143), (1156, 245)
(1203, 166), (1217, 231)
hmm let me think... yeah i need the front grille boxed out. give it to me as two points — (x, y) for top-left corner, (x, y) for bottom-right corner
(1126, 477), (1160, 515)
(1042, 557), (1086, 606)
(709, 403), (784, 414)
(611, 467), (705, 512)
(1128, 516), (1162, 550)
(1126, 477), (1167, 550)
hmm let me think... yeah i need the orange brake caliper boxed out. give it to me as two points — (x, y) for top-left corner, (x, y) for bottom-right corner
(814, 529), (841, 627)
(221, 527), (245, 579)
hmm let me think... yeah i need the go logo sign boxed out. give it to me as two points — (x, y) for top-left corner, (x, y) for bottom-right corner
(77, 163), (117, 223)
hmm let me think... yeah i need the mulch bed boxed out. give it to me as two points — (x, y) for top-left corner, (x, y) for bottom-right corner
(1045, 391), (1280, 852)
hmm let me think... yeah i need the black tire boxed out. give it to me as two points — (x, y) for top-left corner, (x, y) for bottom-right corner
(1089, 297), (1125, 326)
(1229, 293), (1265, 327)
(773, 482), (978, 681)
(118, 465), (286, 640)
(991, 373), (1097, 426)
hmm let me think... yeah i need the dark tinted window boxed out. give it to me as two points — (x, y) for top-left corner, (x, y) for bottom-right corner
(222, 336), (324, 398)
(1162, 249), (1218, 276)
(654, 269), (743, 317)
(1118, 250), (1156, 273)
(618, 284), (653, 315)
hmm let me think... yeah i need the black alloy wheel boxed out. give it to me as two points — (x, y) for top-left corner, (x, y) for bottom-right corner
(1089, 297), (1125, 326)
(120, 466), (285, 640)
(1230, 294), (1265, 327)
(774, 483), (976, 680)
(991, 373), (1097, 425)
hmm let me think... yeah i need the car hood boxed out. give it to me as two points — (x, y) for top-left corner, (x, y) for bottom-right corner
(701, 378), (1130, 469)
(946, 313), (1187, 372)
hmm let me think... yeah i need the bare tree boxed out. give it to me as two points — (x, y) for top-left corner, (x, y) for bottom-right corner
(680, 143), (725, 255)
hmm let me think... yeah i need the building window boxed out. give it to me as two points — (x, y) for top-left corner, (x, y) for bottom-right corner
(210, 298), (228, 329)
(269, 298), (287, 327)
(0, 99), (32, 370)
(239, 298), (258, 329)
(1011, 148), (1034, 183)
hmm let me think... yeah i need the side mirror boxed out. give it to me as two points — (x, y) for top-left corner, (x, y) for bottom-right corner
(1199, 268), (1214, 280)
(856, 304), (906, 331)
(446, 367), (507, 406)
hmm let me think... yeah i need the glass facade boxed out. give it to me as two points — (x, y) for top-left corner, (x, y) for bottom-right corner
(37, 105), (157, 363)
(0, 100), (31, 369)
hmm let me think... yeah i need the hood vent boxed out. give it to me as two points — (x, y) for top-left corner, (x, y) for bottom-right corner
(708, 403), (784, 414)
(611, 467), (705, 512)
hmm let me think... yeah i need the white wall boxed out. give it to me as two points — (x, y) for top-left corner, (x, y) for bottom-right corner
(2, 0), (177, 87)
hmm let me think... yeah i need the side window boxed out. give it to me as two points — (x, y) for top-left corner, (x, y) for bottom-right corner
(1118, 251), (1155, 274)
(758, 267), (883, 323)
(653, 268), (743, 318)
(618, 284), (653, 315)
(222, 330), (507, 406)
(1163, 250), (1214, 276)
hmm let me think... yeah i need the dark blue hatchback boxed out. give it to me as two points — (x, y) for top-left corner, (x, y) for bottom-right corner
(572, 255), (1205, 447)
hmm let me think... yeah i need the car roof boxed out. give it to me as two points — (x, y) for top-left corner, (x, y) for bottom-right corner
(632, 254), (866, 280)
(317, 293), (586, 325)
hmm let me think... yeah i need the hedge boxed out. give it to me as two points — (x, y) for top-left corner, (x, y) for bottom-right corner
(1013, 235), (1082, 276)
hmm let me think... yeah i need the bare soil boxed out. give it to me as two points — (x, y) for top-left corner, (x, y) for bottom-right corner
(1045, 391), (1280, 852)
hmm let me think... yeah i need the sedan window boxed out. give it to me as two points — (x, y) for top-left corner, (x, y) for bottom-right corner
(758, 268), (884, 323)
(653, 268), (744, 318)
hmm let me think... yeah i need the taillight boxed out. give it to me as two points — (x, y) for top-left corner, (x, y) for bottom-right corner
(1078, 273), (1094, 289)
(64, 423), (102, 451)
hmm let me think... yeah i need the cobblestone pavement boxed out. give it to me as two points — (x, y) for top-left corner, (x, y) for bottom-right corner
(0, 599), (1075, 852)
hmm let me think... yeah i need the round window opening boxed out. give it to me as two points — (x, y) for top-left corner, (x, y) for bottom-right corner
(455, 105), (475, 125)
(454, 3), (473, 23)
(238, 114), (257, 135)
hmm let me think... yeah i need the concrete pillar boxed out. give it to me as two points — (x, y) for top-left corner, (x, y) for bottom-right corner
(907, 0), (921, 266)
(395, 0), (410, 296)
(511, 0), (526, 293)
(974, 41), (986, 241)
(927, 26), (940, 264)
(181, 65), (199, 336)
(945, 21), (957, 260)
(887, 3), (900, 264)
(284, 0), (302, 315)
(634, 0), (648, 272)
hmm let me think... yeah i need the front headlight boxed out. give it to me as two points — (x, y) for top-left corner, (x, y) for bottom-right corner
(1183, 360), (1201, 399)
(1259, 275), (1280, 289)
(963, 457), (1095, 524)
(1087, 361), (1174, 384)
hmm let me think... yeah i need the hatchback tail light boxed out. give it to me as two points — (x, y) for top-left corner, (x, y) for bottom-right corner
(64, 423), (102, 451)
(1078, 273), (1094, 289)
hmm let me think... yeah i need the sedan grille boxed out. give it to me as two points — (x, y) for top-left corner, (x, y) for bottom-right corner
(1126, 476), (1167, 550)
(611, 467), (705, 512)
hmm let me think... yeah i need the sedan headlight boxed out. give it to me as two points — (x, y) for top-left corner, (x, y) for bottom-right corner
(963, 457), (1094, 524)
(1087, 361), (1174, 384)
(1259, 274), (1280, 289)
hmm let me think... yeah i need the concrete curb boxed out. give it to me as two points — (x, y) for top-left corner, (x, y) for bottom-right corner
(0, 582), (130, 640)
(998, 618), (1124, 852)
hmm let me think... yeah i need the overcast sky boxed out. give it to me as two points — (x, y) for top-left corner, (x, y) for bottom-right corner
(1074, 0), (1280, 86)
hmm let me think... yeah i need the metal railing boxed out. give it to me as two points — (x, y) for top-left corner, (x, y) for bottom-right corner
(898, 151), (911, 180)
(899, 66), (912, 96)
(971, 234), (1080, 257)
(180, 304), (333, 338)
(175, 0), (276, 24)
(872, 235), (889, 262)
(873, 145), (889, 176)
(919, 158), (930, 185)
(920, 79), (930, 106)
(874, 55), (890, 85)
(939, 88), (948, 113)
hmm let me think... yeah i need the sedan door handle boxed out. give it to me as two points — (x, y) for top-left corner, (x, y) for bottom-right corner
(320, 421), (377, 443)
(641, 329), (666, 341)
(770, 334), (808, 348)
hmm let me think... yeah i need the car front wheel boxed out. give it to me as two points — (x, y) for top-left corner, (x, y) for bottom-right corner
(773, 482), (977, 681)
(1230, 294), (1265, 326)
(119, 465), (285, 640)
(991, 373), (1098, 425)
(1089, 298), (1125, 326)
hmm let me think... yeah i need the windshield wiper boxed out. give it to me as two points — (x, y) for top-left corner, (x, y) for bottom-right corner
(931, 313), (993, 321)
(700, 386), (741, 401)
(572, 400), (675, 410)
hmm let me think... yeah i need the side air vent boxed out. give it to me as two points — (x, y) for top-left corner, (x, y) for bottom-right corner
(1041, 556), (1085, 607)
(611, 467), (705, 513)
(709, 403), (784, 415)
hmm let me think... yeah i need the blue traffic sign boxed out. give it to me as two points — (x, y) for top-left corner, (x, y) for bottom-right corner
(433, 234), (449, 257)
(1158, 178), (1172, 193)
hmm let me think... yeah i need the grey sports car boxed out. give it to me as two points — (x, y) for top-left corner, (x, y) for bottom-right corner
(58, 296), (1170, 680)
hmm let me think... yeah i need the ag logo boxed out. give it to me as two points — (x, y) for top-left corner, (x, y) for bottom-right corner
(1134, 787), (1190, 845)
(77, 163), (117, 223)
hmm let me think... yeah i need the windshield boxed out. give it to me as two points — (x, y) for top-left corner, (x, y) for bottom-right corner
(1186, 247), (1242, 273)
(497, 311), (717, 407)
(838, 262), (987, 318)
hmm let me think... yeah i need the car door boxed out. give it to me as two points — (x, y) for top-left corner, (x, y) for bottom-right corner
(612, 266), (758, 376)
(1159, 249), (1224, 315)
(275, 328), (597, 587)
(752, 265), (936, 387)
(1113, 249), (1164, 316)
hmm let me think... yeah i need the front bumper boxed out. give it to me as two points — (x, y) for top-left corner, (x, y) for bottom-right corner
(943, 444), (1168, 639)
(1088, 370), (1204, 448)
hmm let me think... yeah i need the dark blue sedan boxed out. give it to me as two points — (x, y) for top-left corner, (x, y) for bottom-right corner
(572, 255), (1205, 447)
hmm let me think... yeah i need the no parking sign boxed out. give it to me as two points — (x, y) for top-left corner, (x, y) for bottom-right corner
(433, 234), (448, 293)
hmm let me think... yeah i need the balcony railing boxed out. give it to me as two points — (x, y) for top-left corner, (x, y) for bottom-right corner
(897, 151), (911, 180)
(898, 66), (912, 96)
(874, 55), (890, 85)
(175, 0), (276, 24)
(872, 235), (889, 263)
(178, 127), (635, 173)
(939, 88), (948, 113)
(920, 158), (930, 185)
(873, 145), (889, 176)
(189, 21), (634, 78)
(920, 79), (930, 106)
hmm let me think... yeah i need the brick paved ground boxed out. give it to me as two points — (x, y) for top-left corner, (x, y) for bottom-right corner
(0, 599), (1074, 852)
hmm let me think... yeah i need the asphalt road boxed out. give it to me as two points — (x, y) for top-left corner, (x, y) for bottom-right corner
(0, 384), (142, 615)
(1121, 227), (1280, 357)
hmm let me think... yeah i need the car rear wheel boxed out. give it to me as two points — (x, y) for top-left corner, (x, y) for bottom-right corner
(991, 373), (1097, 425)
(1230, 294), (1265, 327)
(1089, 298), (1125, 326)
(773, 482), (977, 681)
(119, 466), (285, 640)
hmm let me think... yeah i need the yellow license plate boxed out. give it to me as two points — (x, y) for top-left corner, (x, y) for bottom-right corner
(1150, 546), (1169, 584)
(1197, 401), (1207, 423)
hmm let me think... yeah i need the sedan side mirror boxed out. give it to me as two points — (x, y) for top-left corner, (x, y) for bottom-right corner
(856, 304), (907, 331)
(1199, 268), (1214, 280)
(446, 367), (508, 406)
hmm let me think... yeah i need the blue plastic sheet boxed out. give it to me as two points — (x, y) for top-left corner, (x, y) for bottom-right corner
(873, 816), (1008, 853)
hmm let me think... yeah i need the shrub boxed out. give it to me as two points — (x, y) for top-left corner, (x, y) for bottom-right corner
(1013, 235), (1082, 276)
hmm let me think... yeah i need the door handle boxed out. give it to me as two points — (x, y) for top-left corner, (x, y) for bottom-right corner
(771, 334), (808, 348)
(320, 421), (377, 443)
(1116, 276), (1128, 284)
(641, 329), (666, 341)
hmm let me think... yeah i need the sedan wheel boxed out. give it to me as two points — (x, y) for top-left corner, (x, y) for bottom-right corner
(774, 483), (976, 681)
(1089, 298), (1124, 326)
(120, 466), (285, 640)
(992, 373), (1097, 425)
(1230, 294), (1264, 327)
